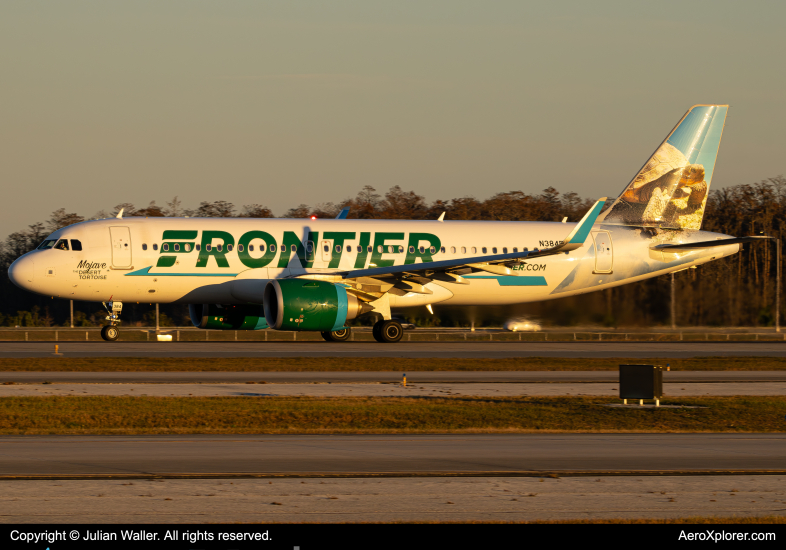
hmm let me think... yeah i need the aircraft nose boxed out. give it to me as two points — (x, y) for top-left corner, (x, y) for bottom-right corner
(8, 255), (36, 290)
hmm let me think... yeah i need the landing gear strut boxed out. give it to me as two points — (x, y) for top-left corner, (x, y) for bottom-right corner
(321, 327), (352, 342)
(372, 319), (403, 343)
(101, 301), (123, 342)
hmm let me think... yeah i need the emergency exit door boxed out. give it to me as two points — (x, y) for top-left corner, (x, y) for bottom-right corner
(110, 227), (132, 268)
(592, 231), (613, 273)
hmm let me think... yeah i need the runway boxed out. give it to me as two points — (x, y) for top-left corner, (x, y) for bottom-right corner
(2, 434), (784, 477)
(2, 370), (785, 383)
(2, 381), (783, 397)
(3, 341), (786, 358)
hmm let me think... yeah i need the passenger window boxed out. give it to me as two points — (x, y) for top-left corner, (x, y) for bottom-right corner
(195, 244), (200, 251)
(185, 243), (191, 252)
(174, 244), (180, 252)
(336, 245), (342, 253)
(419, 246), (425, 254)
(429, 246), (436, 254)
(71, 239), (83, 251)
(217, 244), (223, 252)
(503, 247), (507, 254)
(324, 245), (330, 252)
(291, 245), (296, 252)
(523, 247), (529, 251)
(238, 244), (244, 252)
(482, 247), (487, 254)
(440, 247), (445, 253)
(451, 246), (456, 254)
(471, 247), (477, 253)
(249, 245), (254, 252)
(55, 240), (69, 251)
(461, 247), (466, 254)
(270, 244), (276, 252)
(399, 245), (404, 253)
(367, 246), (372, 253)
(377, 245), (383, 253)
(206, 244), (212, 252)
(142, 244), (148, 251)
(163, 243), (169, 252)
(492, 247), (497, 254)
(227, 244), (233, 252)
(153, 244), (158, 251)
(346, 245), (352, 253)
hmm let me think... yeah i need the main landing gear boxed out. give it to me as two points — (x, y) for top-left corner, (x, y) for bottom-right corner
(100, 301), (123, 342)
(372, 319), (403, 343)
(321, 327), (352, 342)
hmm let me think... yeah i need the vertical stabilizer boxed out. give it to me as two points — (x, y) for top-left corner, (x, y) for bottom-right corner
(599, 104), (728, 229)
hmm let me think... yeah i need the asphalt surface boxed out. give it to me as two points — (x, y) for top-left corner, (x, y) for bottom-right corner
(2, 371), (785, 383)
(3, 341), (786, 358)
(5, 476), (784, 523)
(2, 382), (783, 397)
(2, 434), (784, 477)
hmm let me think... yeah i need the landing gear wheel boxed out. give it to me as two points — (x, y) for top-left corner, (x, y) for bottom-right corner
(101, 325), (119, 342)
(321, 327), (352, 342)
(372, 320), (403, 343)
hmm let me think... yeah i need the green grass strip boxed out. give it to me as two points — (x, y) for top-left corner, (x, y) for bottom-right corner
(1, 395), (784, 434)
(1, 357), (786, 371)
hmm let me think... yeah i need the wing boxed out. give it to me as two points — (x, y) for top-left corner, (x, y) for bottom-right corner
(331, 198), (606, 300)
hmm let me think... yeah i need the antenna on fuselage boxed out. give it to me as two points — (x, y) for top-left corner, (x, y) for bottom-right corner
(116, 208), (124, 219)
(437, 212), (445, 222)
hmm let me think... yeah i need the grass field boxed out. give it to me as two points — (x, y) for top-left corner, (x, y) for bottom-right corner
(1, 357), (785, 371)
(1, 395), (784, 434)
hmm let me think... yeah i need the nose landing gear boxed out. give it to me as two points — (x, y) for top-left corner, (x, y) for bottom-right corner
(101, 301), (123, 342)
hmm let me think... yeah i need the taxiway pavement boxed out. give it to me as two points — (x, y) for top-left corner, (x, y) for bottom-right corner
(4, 475), (783, 523)
(1, 371), (784, 383)
(1, 382), (783, 397)
(3, 341), (786, 358)
(2, 434), (784, 477)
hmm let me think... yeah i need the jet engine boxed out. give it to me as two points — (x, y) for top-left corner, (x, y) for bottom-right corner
(188, 303), (268, 330)
(263, 279), (372, 331)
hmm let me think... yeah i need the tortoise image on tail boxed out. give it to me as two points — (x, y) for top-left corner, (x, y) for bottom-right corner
(621, 142), (708, 223)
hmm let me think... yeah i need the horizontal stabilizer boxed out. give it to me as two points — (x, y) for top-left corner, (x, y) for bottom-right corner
(650, 236), (771, 251)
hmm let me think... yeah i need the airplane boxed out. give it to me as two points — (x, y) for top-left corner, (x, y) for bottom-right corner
(8, 104), (763, 343)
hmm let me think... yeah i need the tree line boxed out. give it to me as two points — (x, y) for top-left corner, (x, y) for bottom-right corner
(0, 179), (784, 328)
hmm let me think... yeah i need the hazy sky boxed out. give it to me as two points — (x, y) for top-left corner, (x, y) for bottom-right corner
(2, 1), (785, 238)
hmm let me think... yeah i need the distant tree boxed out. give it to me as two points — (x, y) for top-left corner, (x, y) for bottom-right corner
(135, 201), (165, 217)
(282, 204), (311, 218)
(240, 204), (274, 218)
(195, 201), (235, 217)
(47, 208), (85, 231)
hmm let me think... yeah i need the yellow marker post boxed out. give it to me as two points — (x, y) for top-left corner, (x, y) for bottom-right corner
(53, 344), (62, 356)
(403, 373), (406, 387)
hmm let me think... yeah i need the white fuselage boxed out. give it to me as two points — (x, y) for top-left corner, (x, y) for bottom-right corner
(8, 217), (738, 310)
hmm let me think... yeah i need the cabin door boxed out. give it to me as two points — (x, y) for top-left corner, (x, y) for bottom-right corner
(109, 226), (132, 268)
(592, 231), (613, 273)
(321, 239), (332, 264)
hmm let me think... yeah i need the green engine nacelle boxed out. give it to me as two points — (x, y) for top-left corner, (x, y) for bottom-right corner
(188, 303), (268, 330)
(263, 279), (369, 331)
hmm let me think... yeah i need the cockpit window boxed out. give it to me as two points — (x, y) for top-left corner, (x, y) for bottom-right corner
(71, 239), (83, 251)
(37, 240), (57, 250)
(54, 239), (70, 251)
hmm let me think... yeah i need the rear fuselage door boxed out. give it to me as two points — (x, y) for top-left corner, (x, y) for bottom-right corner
(592, 231), (613, 273)
(110, 226), (132, 267)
